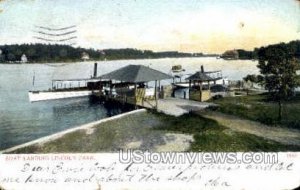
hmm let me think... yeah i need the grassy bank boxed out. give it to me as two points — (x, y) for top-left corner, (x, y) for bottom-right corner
(11, 111), (168, 153)
(10, 110), (300, 153)
(209, 94), (300, 129)
(152, 112), (300, 151)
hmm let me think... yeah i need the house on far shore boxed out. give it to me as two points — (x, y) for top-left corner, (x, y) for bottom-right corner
(0, 49), (4, 62)
(99, 50), (106, 56)
(220, 50), (239, 60)
(81, 52), (90, 61)
(21, 54), (28, 63)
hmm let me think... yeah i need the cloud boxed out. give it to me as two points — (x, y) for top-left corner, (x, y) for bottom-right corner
(134, 7), (300, 53)
(0, 1), (300, 53)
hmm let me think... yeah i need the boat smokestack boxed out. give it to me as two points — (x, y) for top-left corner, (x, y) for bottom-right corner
(93, 63), (98, 78)
(201, 65), (204, 73)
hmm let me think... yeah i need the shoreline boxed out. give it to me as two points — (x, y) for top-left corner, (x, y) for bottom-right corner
(3, 105), (299, 153)
(0, 56), (220, 65)
(0, 109), (146, 154)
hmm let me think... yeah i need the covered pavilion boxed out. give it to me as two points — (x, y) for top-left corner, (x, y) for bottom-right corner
(98, 64), (172, 108)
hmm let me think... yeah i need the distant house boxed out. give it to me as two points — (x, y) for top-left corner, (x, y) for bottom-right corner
(221, 50), (239, 60)
(98, 50), (106, 57)
(21, 54), (28, 63)
(81, 52), (90, 61)
(0, 49), (4, 62)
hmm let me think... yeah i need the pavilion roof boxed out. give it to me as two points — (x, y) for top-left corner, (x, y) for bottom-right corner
(99, 64), (172, 83)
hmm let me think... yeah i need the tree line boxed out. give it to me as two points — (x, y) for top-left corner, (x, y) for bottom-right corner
(0, 44), (204, 63)
(224, 40), (300, 60)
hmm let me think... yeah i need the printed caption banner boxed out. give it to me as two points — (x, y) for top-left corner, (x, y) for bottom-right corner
(0, 152), (299, 190)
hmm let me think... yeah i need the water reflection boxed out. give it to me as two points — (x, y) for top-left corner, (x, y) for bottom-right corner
(89, 95), (135, 117)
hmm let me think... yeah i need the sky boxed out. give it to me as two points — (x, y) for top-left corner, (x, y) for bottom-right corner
(0, 0), (300, 53)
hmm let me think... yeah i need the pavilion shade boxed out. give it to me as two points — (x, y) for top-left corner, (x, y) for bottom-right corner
(99, 65), (172, 83)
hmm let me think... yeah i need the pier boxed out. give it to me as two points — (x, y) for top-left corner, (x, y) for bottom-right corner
(92, 64), (214, 116)
(29, 63), (226, 114)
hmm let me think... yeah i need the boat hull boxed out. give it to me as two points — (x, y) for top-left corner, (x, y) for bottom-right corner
(28, 90), (94, 102)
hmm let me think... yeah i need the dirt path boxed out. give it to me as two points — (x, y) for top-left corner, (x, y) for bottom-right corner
(197, 111), (300, 146)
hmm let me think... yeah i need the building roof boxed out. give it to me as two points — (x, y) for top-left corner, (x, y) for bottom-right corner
(99, 64), (172, 83)
(186, 72), (214, 81)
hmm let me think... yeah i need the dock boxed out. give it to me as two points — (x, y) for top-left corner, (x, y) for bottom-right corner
(92, 91), (213, 116)
(29, 63), (225, 116)
(91, 64), (217, 116)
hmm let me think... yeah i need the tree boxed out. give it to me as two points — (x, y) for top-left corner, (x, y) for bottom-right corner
(243, 74), (264, 83)
(0, 53), (4, 62)
(257, 43), (299, 121)
(7, 53), (16, 62)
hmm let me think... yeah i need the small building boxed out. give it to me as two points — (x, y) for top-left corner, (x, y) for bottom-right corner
(99, 50), (106, 56)
(21, 54), (28, 63)
(186, 66), (225, 102)
(0, 49), (4, 62)
(81, 52), (90, 61)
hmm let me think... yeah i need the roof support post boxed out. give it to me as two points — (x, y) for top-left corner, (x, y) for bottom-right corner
(110, 80), (112, 98)
(155, 80), (158, 110)
(134, 83), (137, 109)
(200, 81), (203, 102)
(158, 80), (161, 98)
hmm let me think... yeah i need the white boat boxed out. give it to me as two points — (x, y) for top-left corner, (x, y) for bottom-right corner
(173, 76), (229, 87)
(28, 90), (94, 102)
(28, 62), (103, 102)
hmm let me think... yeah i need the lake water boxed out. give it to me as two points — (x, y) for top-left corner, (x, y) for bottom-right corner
(0, 57), (259, 150)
